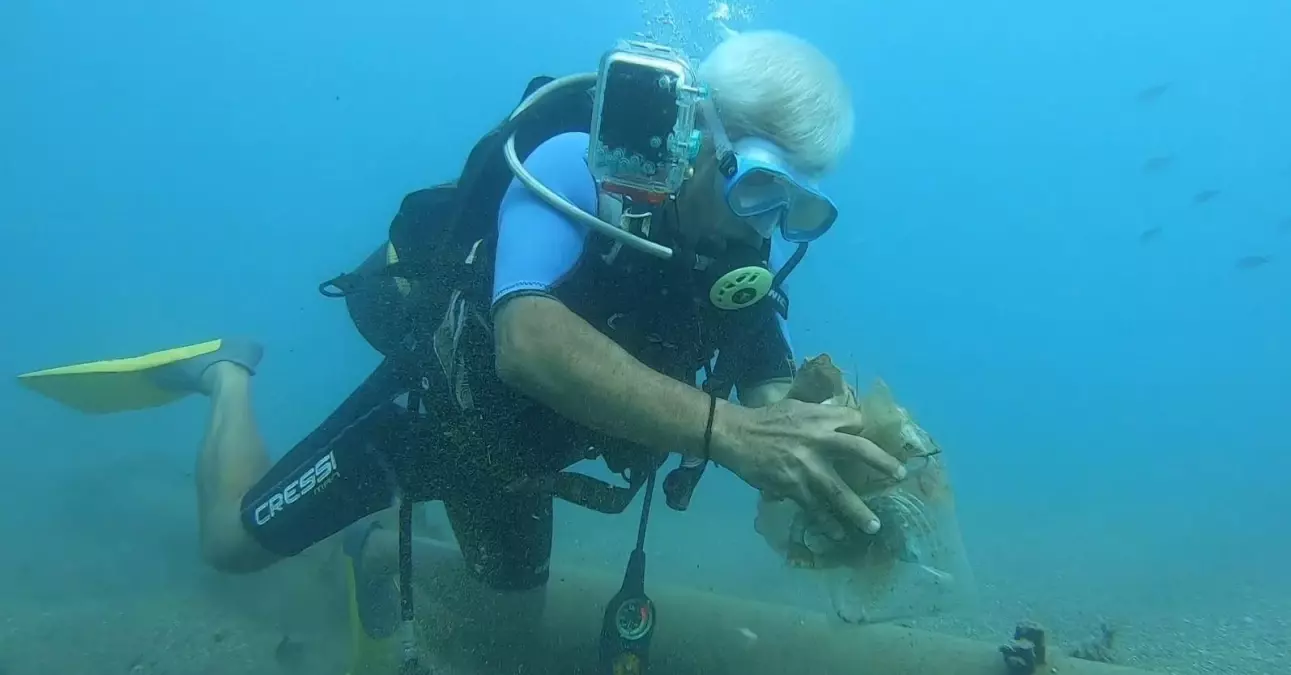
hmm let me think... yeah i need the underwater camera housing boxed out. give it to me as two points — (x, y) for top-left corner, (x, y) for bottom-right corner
(589, 40), (706, 202)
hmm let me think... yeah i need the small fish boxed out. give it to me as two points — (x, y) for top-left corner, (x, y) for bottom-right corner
(1139, 227), (1163, 243)
(1137, 82), (1172, 103)
(736, 627), (759, 644)
(1193, 189), (1221, 204)
(1234, 255), (1271, 270)
(1142, 156), (1174, 173)
(1278, 217), (1291, 233)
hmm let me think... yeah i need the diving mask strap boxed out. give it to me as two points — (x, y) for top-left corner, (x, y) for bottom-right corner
(699, 97), (738, 179)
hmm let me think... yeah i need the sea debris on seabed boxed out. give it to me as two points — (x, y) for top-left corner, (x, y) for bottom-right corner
(1001, 622), (1048, 674)
(1070, 621), (1119, 663)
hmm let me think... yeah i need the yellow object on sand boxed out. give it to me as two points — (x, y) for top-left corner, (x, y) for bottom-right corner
(16, 339), (225, 414)
(342, 521), (401, 675)
(344, 556), (400, 675)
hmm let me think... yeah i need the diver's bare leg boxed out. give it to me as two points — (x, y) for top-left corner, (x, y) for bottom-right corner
(194, 362), (279, 572)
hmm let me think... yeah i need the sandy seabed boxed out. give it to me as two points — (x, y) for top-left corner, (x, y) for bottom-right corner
(1, 474), (1284, 675)
(1, 545), (1286, 675)
(909, 574), (1290, 675)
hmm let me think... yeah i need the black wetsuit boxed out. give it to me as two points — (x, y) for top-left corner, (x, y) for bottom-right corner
(238, 131), (797, 591)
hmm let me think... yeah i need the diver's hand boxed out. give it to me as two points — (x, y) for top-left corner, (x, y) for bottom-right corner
(712, 399), (906, 535)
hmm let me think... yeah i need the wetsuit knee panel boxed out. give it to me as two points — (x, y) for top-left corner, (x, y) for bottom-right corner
(240, 402), (406, 557)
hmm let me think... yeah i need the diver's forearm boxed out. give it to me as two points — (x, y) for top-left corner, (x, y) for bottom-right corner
(495, 297), (736, 457)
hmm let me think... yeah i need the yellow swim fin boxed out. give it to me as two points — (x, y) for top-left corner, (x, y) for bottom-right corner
(16, 338), (261, 414)
(343, 522), (400, 675)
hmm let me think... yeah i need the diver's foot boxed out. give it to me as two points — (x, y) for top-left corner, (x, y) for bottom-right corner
(149, 338), (263, 395)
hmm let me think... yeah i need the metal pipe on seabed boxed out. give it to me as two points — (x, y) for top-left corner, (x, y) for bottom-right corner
(406, 537), (1163, 675)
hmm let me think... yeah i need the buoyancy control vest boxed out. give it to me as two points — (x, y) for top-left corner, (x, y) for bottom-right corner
(317, 74), (790, 514)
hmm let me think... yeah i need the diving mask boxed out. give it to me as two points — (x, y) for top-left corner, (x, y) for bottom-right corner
(723, 137), (838, 243)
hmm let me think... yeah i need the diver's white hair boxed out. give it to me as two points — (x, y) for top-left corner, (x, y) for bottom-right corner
(698, 30), (854, 175)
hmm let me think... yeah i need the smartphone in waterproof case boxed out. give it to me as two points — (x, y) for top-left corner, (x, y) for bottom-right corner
(588, 41), (705, 200)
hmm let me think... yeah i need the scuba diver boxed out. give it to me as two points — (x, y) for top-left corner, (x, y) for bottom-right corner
(18, 29), (906, 675)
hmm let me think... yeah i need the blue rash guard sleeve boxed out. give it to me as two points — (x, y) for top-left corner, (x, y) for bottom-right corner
(492, 132), (598, 309)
